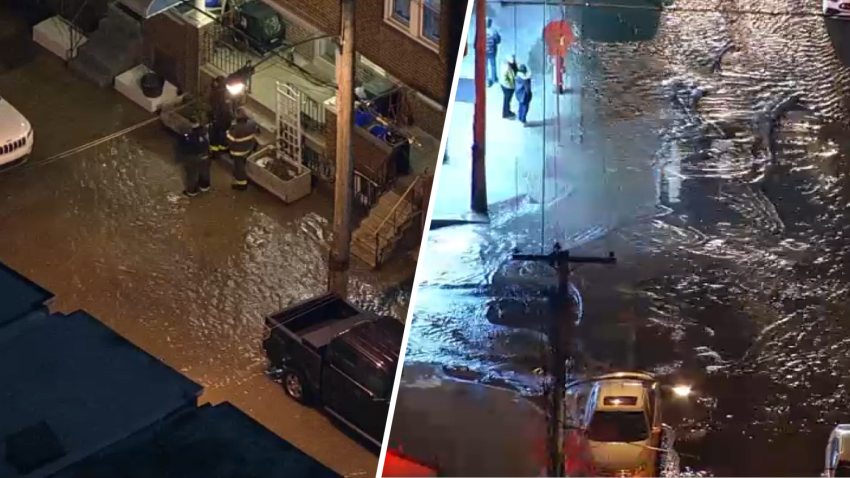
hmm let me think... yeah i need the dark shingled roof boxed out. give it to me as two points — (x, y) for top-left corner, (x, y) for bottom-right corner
(53, 402), (343, 478)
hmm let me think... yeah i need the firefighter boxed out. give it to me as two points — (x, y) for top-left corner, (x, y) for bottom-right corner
(182, 122), (211, 198)
(227, 107), (259, 191)
(208, 76), (232, 157)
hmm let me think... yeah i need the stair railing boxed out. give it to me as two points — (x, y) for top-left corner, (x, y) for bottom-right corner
(373, 175), (421, 268)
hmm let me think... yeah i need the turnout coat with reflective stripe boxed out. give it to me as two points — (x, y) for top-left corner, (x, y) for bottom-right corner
(227, 119), (259, 157)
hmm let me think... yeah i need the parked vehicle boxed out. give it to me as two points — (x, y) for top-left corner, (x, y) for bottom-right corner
(565, 372), (667, 477)
(262, 293), (403, 447)
(0, 95), (33, 167)
(825, 425), (850, 477)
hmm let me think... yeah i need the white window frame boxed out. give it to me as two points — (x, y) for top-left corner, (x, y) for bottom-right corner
(383, 0), (440, 53)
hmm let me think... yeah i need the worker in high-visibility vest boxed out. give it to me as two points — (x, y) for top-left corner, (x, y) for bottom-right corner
(226, 108), (259, 191)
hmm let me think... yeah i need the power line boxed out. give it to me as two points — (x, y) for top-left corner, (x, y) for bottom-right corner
(495, 0), (840, 18)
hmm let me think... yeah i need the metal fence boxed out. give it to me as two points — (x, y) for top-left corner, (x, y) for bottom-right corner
(284, 82), (326, 135)
(199, 21), (252, 77)
(302, 143), (335, 183)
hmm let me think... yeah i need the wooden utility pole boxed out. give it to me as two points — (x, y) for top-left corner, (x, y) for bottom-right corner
(328, 0), (355, 297)
(471, 0), (488, 214)
(513, 244), (616, 477)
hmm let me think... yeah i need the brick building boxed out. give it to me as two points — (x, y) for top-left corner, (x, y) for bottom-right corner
(36, 0), (467, 268)
(265, 0), (467, 139)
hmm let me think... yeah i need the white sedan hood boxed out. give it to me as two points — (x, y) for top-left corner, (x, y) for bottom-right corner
(0, 99), (31, 140)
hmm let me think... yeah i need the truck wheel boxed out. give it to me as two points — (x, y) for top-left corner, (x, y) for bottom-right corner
(282, 369), (309, 404)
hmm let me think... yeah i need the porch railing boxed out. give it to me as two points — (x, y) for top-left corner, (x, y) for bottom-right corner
(200, 20), (251, 77)
(284, 82), (326, 135)
(373, 175), (423, 268)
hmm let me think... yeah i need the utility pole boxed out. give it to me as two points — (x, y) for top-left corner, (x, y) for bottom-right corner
(512, 244), (616, 477)
(471, 0), (488, 214)
(328, 0), (355, 298)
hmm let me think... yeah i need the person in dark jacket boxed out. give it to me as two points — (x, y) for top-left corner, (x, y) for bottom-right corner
(209, 76), (232, 156)
(515, 65), (533, 125)
(182, 122), (211, 198)
(227, 107), (260, 191)
(486, 18), (501, 87)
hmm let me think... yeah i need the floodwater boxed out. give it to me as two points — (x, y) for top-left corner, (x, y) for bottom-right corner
(399, 0), (850, 476)
(0, 28), (411, 476)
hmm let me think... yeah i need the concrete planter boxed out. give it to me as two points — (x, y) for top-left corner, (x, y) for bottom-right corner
(221, 146), (312, 204)
(33, 16), (87, 61)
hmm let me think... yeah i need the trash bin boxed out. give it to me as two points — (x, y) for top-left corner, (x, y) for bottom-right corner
(140, 73), (165, 99)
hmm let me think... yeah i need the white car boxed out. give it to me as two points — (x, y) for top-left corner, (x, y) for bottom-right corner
(823, 0), (850, 19)
(825, 425), (850, 477)
(0, 95), (33, 167)
(566, 372), (663, 477)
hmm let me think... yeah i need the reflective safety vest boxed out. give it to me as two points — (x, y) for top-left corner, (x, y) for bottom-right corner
(227, 119), (259, 157)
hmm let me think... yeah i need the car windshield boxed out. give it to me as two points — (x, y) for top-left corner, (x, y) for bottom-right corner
(587, 411), (649, 443)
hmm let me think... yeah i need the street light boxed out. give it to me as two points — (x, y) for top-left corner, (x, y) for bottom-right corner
(671, 384), (692, 398)
(225, 64), (255, 98)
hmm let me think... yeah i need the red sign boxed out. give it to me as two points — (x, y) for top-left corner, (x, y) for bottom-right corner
(544, 20), (576, 57)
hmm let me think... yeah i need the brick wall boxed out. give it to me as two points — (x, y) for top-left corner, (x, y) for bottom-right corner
(142, 13), (200, 95)
(267, 4), (323, 61)
(268, 0), (468, 106)
(406, 91), (446, 139)
(325, 109), (395, 186)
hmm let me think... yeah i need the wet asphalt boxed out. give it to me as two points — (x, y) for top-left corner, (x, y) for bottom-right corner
(393, 0), (850, 476)
(0, 13), (413, 476)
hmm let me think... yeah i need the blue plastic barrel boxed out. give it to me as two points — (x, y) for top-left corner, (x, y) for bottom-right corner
(369, 125), (389, 141)
(355, 110), (374, 127)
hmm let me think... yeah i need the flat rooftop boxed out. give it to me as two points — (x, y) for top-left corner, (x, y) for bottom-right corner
(0, 310), (202, 478)
(0, 261), (53, 328)
(53, 402), (343, 478)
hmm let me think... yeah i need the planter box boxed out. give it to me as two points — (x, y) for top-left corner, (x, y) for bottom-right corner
(159, 95), (195, 135)
(220, 146), (312, 204)
(33, 16), (87, 61)
(115, 64), (179, 113)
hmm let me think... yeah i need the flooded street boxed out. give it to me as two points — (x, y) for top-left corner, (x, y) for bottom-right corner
(393, 0), (850, 476)
(0, 23), (410, 476)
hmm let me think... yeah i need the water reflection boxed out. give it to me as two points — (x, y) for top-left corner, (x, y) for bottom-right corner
(407, 0), (850, 475)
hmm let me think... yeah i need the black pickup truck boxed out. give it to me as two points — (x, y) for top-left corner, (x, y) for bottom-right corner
(262, 293), (403, 447)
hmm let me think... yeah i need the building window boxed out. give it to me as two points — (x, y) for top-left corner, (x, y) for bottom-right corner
(320, 38), (336, 64)
(422, 0), (440, 42)
(384, 0), (440, 50)
(391, 0), (411, 24)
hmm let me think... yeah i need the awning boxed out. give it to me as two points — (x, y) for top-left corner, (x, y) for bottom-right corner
(118, 0), (184, 19)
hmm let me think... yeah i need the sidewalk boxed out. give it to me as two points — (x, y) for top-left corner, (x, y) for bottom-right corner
(437, 5), (665, 247)
(435, 5), (584, 226)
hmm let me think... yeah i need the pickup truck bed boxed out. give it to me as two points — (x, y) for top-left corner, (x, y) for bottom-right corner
(300, 315), (370, 350)
(265, 293), (371, 350)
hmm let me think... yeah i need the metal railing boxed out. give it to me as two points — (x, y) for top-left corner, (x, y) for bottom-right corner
(301, 144), (335, 183)
(200, 20), (252, 77)
(373, 175), (423, 268)
(354, 171), (383, 207)
(284, 82), (326, 134)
